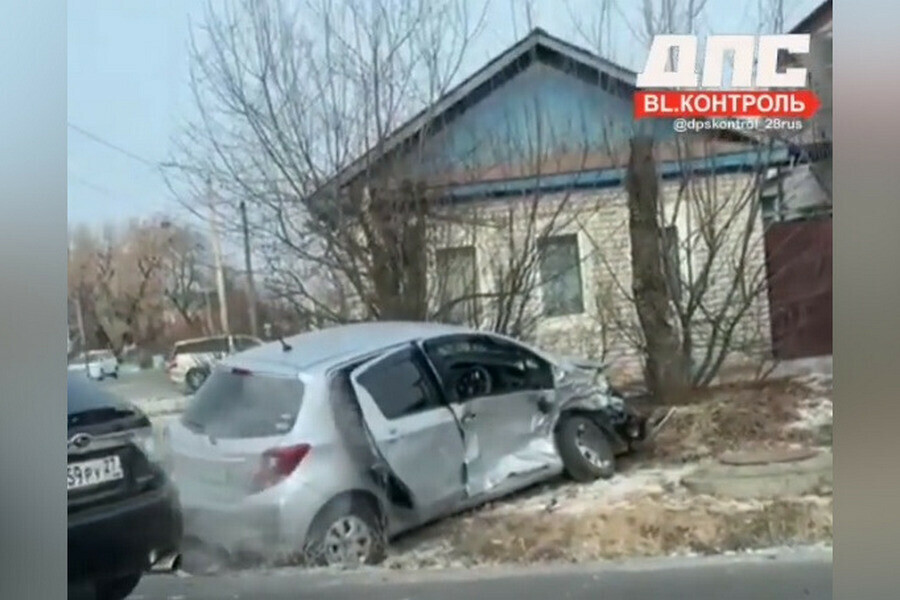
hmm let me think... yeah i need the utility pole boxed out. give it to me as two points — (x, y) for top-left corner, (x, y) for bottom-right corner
(240, 200), (259, 337)
(202, 288), (216, 335)
(207, 177), (230, 336)
(69, 239), (90, 363)
(74, 292), (88, 353)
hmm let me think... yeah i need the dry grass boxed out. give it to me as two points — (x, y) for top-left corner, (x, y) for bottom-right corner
(441, 496), (833, 565)
(639, 379), (823, 464)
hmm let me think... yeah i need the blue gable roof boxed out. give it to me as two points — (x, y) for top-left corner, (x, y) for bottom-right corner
(324, 28), (771, 200)
(413, 60), (673, 177)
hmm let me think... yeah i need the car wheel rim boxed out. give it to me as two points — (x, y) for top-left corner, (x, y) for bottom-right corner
(322, 516), (373, 567)
(575, 424), (611, 470)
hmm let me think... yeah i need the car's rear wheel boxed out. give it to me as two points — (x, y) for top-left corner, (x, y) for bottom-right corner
(556, 414), (616, 482)
(185, 368), (208, 393)
(304, 496), (386, 567)
(94, 572), (141, 600)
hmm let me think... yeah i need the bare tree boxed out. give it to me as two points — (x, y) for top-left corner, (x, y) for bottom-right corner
(164, 0), (489, 327)
(159, 223), (212, 331)
(554, 0), (790, 398)
(581, 133), (778, 393)
(68, 225), (102, 352)
(598, 0), (701, 396)
(68, 220), (174, 355)
(625, 136), (690, 401)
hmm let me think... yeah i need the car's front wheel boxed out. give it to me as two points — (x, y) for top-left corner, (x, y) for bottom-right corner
(94, 572), (141, 600)
(556, 414), (616, 482)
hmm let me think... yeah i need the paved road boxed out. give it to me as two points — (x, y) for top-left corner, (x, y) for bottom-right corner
(127, 548), (832, 600)
(103, 369), (180, 402)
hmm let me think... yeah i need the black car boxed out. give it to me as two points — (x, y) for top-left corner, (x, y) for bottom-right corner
(68, 374), (182, 600)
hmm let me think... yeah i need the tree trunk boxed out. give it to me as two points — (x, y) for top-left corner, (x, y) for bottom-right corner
(625, 136), (690, 403)
(368, 182), (429, 321)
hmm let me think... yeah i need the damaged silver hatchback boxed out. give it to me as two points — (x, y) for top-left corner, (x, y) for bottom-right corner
(164, 322), (646, 567)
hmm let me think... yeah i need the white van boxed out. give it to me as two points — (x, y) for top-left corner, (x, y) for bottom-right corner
(165, 334), (262, 392)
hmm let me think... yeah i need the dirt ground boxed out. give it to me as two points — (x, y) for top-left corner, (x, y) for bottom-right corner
(413, 496), (833, 566)
(637, 373), (833, 464)
(379, 373), (834, 570)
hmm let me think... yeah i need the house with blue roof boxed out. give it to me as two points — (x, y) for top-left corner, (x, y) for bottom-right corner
(317, 27), (806, 382)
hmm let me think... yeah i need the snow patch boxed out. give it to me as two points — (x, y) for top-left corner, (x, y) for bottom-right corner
(788, 396), (832, 432)
(485, 465), (697, 517)
(132, 396), (189, 417)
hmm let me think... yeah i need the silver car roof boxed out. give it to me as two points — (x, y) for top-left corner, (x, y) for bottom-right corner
(219, 321), (471, 375)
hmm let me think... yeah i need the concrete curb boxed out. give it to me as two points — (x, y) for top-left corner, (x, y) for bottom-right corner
(681, 450), (833, 499)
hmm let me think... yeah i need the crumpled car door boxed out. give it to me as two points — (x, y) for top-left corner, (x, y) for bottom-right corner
(349, 345), (467, 517)
(451, 384), (558, 497)
(431, 337), (562, 498)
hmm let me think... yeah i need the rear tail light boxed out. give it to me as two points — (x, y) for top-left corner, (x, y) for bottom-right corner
(166, 360), (177, 371)
(251, 444), (311, 492)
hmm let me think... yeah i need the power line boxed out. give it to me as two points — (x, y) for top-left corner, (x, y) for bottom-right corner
(68, 121), (160, 169)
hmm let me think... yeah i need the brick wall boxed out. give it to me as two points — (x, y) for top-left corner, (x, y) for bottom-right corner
(432, 171), (772, 385)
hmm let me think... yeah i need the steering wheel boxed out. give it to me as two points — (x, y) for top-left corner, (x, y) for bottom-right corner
(455, 365), (493, 400)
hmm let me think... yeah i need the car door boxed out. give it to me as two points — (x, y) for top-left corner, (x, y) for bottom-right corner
(423, 334), (559, 497)
(349, 345), (467, 518)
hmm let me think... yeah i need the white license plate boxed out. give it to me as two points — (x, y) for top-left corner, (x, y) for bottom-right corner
(67, 455), (124, 491)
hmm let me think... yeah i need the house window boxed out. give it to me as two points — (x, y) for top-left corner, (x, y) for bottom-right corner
(435, 246), (477, 324)
(538, 234), (584, 317)
(662, 226), (682, 303)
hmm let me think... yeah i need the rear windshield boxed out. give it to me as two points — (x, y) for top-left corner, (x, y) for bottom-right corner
(181, 369), (304, 439)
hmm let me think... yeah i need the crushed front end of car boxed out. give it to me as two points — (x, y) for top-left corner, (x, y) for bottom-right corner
(552, 356), (648, 449)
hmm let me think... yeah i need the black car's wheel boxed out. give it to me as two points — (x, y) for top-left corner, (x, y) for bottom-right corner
(185, 368), (208, 393)
(556, 414), (616, 482)
(304, 496), (386, 567)
(95, 572), (141, 600)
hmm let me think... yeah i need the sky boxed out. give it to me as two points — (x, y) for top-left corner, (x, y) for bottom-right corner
(67, 0), (823, 230)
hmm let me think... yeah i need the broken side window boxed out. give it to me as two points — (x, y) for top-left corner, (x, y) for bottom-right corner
(356, 347), (444, 420)
(427, 335), (554, 401)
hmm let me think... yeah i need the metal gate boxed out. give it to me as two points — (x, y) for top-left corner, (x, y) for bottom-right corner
(764, 217), (833, 360)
